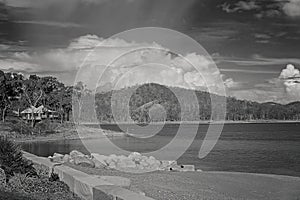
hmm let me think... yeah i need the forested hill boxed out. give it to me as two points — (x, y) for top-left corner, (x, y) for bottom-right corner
(94, 83), (300, 123)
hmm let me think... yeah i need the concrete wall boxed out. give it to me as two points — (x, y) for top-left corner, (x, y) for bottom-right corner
(23, 151), (155, 200)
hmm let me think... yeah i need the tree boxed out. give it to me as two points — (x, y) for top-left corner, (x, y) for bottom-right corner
(0, 71), (23, 122)
(22, 75), (46, 127)
(73, 82), (89, 124)
(46, 83), (72, 123)
(0, 70), (7, 122)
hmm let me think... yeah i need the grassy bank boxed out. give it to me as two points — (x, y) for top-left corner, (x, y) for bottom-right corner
(0, 121), (124, 144)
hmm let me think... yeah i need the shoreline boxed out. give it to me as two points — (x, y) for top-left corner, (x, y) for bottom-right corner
(11, 120), (300, 144)
(6, 125), (126, 144)
(85, 120), (300, 125)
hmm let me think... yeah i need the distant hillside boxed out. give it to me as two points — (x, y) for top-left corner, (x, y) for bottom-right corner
(93, 83), (300, 123)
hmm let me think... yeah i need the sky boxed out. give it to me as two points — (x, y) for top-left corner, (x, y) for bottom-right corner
(0, 0), (299, 104)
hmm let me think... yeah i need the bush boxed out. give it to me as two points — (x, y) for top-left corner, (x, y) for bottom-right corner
(4, 173), (81, 200)
(0, 137), (37, 179)
(9, 120), (33, 135)
(34, 120), (60, 135)
(49, 172), (59, 182)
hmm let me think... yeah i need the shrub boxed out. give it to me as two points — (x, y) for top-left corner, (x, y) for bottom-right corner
(5, 173), (81, 200)
(34, 120), (60, 135)
(49, 172), (59, 182)
(9, 120), (33, 135)
(0, 137), (37, 179)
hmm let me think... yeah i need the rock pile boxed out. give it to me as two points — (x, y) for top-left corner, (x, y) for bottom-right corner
(48, 151), (196, 172)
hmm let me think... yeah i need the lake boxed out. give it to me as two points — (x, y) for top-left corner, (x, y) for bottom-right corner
(22, 123), (300, 177)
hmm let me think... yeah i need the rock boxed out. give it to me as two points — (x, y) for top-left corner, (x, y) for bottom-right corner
(179, 165), (195, 172)
(48, 153), (64, 163)
(91, 153), (108, 168)
(160, 160), (178, 170)
(108, 161), (117, 169)
(62, 154), (70, 163)
(140, 160), (149, 167)
(53, 153), (64, 158)
(168, 165), (181, 172)
(70, 150), (84, 159)
(105, 154), (118, 165)
(137, 165), (145, 170)
(117, 158), (137, 169)
(128, 152), (142, 161)
(118, 155), (127, 161)
(0, 168), (6, 187)
(146, 156), (159, 165)
(74, 156), (95, 168)
(140, 156), (148, 161)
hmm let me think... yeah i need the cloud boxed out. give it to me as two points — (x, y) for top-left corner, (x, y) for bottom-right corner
(224, 78), (243, 89)
(2, 36), (299, 103)
(0, 44), (10, 51)
(254, 9), (281, 19)
(3, 0), (112, 8)
(279, 64), (300, 100)
(279, 64), (300, 79)
(254, 33), (272, 39)
(0, 34), (230, 95)
(221, 1), (260, 13)
(218, 55), (300, 67)
(220, 68), (279, 74)
(230, 89), (284, 103)
(13, 20), (82, 28)
(220, 0), (300, 18)
(230, 64), (300, 103)
(282, 0), (300, 17)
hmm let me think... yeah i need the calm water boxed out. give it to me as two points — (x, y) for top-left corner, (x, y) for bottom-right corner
(22, 123), (300, 177)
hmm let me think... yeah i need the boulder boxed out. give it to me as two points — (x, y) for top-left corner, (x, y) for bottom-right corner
(117, 158), (137, 169)
(128, 152), (142, 161)
(63, 154), (70, 163)
(160, 160), (178, 170)
(74, 156), (95, 168)
(48, 153), (64, 163)
(105, 154), (118, 165)
(139, 160), (149, 167)
(91, 154), (108, 168)
(146, 156), (159, 166)
(53, 153), (64, 158)
(179, 165), (195, 172)
(108, 161), (117, 169)
(70, 150), (84, 159)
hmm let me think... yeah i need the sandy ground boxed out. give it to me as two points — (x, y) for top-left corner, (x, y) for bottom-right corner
(65, 163), (300, 200)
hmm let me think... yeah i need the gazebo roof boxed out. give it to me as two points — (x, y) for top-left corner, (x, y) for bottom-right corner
(21, 106), (56, 114)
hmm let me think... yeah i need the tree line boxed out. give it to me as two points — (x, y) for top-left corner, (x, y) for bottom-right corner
(1, 72), (299, 125)
(95, 83), (300, 123)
